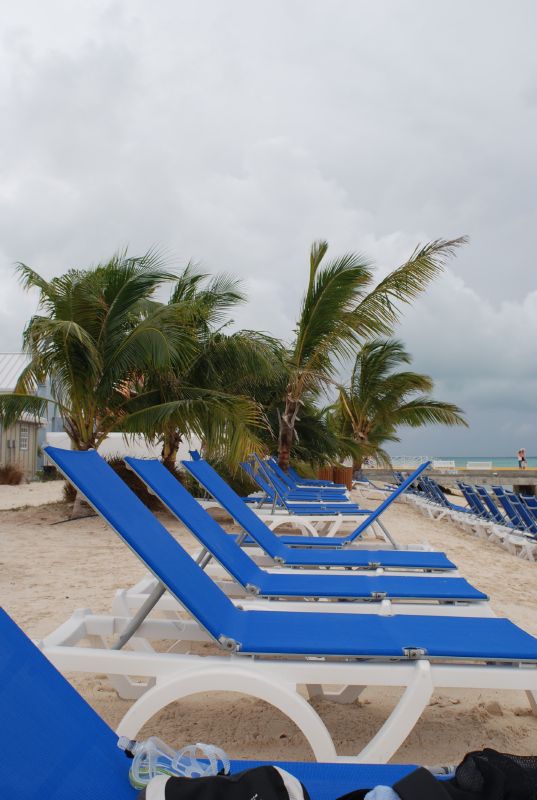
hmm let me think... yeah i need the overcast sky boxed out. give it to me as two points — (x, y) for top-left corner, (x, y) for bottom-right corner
(1, 1), (536, 456)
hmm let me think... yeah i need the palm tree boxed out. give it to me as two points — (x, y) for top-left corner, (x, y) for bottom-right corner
(120, 264), (286, 470)
(335, 338), (468, 470)
(0, 255), (279, 474)
(277, 237), (467, 470)
(0, 250), (198, 450)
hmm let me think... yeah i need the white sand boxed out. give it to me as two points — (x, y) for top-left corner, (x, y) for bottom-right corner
(0, 479), (64, 509)
(1, 493), (537, 765)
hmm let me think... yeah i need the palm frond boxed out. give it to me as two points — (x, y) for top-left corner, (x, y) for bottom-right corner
(389, 397), (468, 428)
(294, 249), (373, 375)
(354, 237), (467, 336)
(0, 393), (51, 427)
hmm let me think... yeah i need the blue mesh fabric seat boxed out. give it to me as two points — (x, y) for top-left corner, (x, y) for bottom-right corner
(44, 447), (537, 663)
(0, 608), (419, 800)
(126, 457), (486, 601)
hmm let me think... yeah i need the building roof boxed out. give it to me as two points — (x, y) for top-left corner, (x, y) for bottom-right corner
(0, 353), (30, 392)
(0, 353), (45, 425)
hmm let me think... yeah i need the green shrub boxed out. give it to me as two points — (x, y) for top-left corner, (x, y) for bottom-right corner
(62, 455), (186, 510)
(36, 466), (59, 482)
(292, 460), (318, 479)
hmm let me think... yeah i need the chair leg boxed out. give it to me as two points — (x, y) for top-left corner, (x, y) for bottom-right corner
(349, 660), (434, 763)
(116, 664), (339, 762)
(318, 685), (367, 704)
(526, 690), (537, 716)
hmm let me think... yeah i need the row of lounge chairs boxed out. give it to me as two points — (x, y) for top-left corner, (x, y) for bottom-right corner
(400, 472), (537, 560)
(202, 456), (370, 538)
(7, 445), (533, 772)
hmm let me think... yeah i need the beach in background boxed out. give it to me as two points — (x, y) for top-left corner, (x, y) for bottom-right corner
(389, 456), (537, 469)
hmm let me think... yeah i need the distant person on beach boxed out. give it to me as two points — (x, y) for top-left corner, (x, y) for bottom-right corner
(517, 448), (527, 469)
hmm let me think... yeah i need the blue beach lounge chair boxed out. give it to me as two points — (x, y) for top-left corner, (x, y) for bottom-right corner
(179, 456), (442, 560)
(474, 486), (508, 525)
(0, 608), (419, 800)
(288, 463), (346, 489)
(266, 457), (348, 494)
(492, 486), (534, 532)
(242, 461), (365, 514)
(247, 454), (361, 502)
(423, 479), (468, 514)
(505, 492), (537, 536)
(125, 456), (486, 604)
(43, 446), (537, 765)
(521, 494), (537, 523)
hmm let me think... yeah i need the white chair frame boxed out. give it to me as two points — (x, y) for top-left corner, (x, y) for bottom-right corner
(41, 608), (537, 765)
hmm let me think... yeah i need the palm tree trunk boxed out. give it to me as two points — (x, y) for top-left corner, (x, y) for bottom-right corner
(66, 429), (98, 519)
(161, 428), (182, 471)
(278, 397), (299, 471)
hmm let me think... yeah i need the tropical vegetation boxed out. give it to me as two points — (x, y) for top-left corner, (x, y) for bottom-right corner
(333, 338), (467, 471)
(0, 236), (468, 476)
(274, 237), (466, 469)
(0, 252), (272, 466)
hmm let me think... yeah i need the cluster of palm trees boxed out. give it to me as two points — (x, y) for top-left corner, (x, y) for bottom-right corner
(0, 238), (468, 472)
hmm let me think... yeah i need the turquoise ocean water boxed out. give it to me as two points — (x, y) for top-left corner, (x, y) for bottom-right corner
(395, 457), (537, 469)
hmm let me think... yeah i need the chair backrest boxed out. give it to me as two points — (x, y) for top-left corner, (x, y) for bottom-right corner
(266, 457), (297, 491)
(522, 495), (537, 508)
(521, 495), (537, 521)
(125, 457), (262, 587)
(426, 478), (450, 507)
(457, 482), (482, 516)
(254, 456), (294, 499)
(464, 485), (490, 518)
(44, 447), (241, 643)
(183, 460), (293, 558)
(475, 486), (505, 523)
(0, 607), (136, 800)
(240, 461), (276, 501)
(506, 492), (537, 533)
(344, 461), (431, 538)
(254, 456), (349, 506)
(492, 486), (524, 528)
(417, 476), (433, 501)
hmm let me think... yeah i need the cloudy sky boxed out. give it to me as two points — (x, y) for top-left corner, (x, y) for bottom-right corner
(1, 1), (536, 456)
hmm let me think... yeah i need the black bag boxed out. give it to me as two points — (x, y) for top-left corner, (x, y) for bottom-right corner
(139, 750), (537, 800)
(137, 765), (310, 800)
(339, 748), (537, 800)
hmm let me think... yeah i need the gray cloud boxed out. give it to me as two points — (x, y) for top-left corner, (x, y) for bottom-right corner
(1, 0), (536, 455)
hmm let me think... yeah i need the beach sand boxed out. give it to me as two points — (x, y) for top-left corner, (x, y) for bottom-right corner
(1, 489), (537, 766)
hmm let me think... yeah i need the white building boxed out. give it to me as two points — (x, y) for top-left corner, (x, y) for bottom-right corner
(0, 353), (42, 478)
